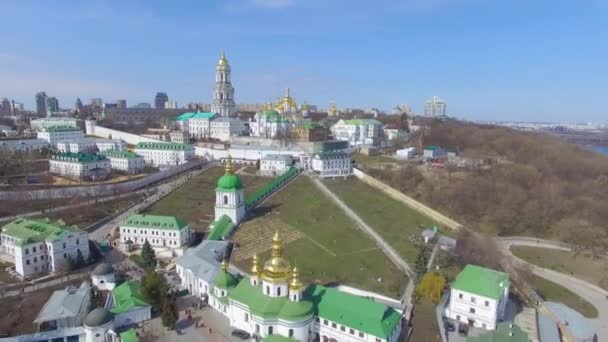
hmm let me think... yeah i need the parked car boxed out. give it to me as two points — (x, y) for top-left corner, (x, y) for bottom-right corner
(458, 324), (469, 336)
(231, 329), (251, 340)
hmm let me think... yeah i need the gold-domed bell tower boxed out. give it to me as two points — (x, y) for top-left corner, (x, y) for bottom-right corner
(250, 254), (261, 286)
(289, 265), (304, 302)
(261, 230), (291, 298)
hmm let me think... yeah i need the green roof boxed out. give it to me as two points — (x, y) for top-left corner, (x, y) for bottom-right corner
(343, 119), (382, 126)
(122, 214), (188, 231)
(52, 152), (107, 163)
(207, 215), (235, 240)
(1, 218), (78, 246)
(119, 328), (138, 342)
(425, 145), (442, 150)
(213, 270), (239, 288)
(452, 264), (509, 300)
(217, 173), (244, 191)
(467, 322), (528, 342)
(305, 284), (402, 339)
(111, 281), (150, 314)
(228, 278), (314, 321)
(175, 112), (216, 121)
(44, 125), (82, 132)
(260, 110), (280, 118)
(100, 151), (141, 160)
(135, 142), (191, 151)
(262, 336), (298, 342)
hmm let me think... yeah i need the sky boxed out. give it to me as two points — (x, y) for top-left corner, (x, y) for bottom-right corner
(0, 0), (607, 122)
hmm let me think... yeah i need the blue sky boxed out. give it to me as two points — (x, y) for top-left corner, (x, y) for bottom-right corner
(0, 0), (606, 122)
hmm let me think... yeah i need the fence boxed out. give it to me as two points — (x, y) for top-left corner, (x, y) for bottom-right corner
(245, 167), (301, 209)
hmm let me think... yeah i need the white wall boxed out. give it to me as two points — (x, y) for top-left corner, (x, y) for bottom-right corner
(114, 306), (151, 328)
(89, 125), (161, 145)
(446, 288), (504, 330)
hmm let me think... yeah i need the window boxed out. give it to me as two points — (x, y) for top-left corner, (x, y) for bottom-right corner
(323, 319), (328, 326)
(341, 326), (345, 332)
(359, 332), (364, 338)
(350, 328), (355, 335)
(223, 195), (228, 205)
(482, 323), (487, 329)
(277, 287), (281, 296)
(456, 315), (461, 321)
(244, 313), (249, 322)
(469, 308), (476, 314)
(33, 246), (36, 252)
(332, 323), (337, 328)
(63, 243), (66, 249)
(458, 293), (463, 299)
(266, 286), (270, 295)
(485, 300), (490, 307)
(25, 248), (29, 255)
(471, 297), (476, 303)
(64, 253), (67, 259)
(376, 339), (381, 342)
(26, 259), (30, 265)
(289, 329), (294, 337)
(268, 326), (273, 335)
(315, 317), (320, 323)
(34, 257), (37, 263)
(76, 239), (79, 245)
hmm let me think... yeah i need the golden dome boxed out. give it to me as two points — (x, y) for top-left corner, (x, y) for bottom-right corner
(221, 258), (228, 272)
(289, 265), (303, 291)
(251, 254), (260, 277)
(261, 230), (291, 282)
(217, 50), (229, 67)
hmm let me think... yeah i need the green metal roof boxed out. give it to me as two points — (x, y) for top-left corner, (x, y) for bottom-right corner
(343, 119), (382, 126)
(207, 215), (235, 240)
(467, 322), (528, 342)
(135, 142), (191, 150)
(1, 218), (78, 246)
(452, 264), (509, 300)
(245, 167), (299, 208)
(217, 173), (244, 191)
(175, 112), (216, 121)
(52, 152), (107, 163)
(122, 214), (188, 231)
(213, 270), (239, 289)
(305, 284), (402, 339)
(259, 110), (280, 117)
(425, 145), (442, 150)
(44, 125), (82, 132)
(228, 278), (314, 321)
(119, 328), (138, 342)
(262, 336), (298, 342)
(111, 280), (150, 314)
(100, 151), (141, 160)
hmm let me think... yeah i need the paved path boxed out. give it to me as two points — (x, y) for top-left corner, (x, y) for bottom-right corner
(500, 239), (608, 340)
(309, 175), (414, 306)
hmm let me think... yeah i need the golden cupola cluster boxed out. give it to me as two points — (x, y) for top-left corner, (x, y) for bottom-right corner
(289, 265), (303, 291)
(260, 230), (292, 282)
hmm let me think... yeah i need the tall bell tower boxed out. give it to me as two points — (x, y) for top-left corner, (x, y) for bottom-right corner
(211, 50), (236, 117)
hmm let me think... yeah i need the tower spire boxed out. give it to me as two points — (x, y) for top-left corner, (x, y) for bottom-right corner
(221, 258), (228, 272)
(225, 154), (234, 175)
(251, 254), (260, 276)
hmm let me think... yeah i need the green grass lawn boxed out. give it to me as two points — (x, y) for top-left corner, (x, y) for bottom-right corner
(410, 298), (442, 342)
(528, 274), (598, 318)
(145, 167), (270, 232)
(352, 152), (396, 166)
(512, 246), (608, 290)
(233, 176), (408, 298)
(324, 177), (439, 265)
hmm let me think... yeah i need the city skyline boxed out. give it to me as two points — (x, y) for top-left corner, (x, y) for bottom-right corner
(0, 0), (607, 121)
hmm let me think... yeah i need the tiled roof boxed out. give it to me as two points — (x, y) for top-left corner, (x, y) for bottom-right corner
(452, 264), (509, 300)
(122, 214), (187, 231)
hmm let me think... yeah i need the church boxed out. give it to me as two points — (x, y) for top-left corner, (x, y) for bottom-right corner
(187, 158), (404, 342)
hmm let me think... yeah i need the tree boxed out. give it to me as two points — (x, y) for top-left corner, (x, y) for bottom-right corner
(414, 246), (431, 282)
(140, 239), (157, 270)
(161, 295), (179, 330)
(415, 272), (446, 304)
(141, 271), (169, 311)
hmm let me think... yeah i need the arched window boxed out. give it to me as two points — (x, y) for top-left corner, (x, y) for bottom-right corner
(277, 287), (281, 296)
(289, 329), (294, 337)
(268, 326), (273, 335)
(223, 195), (228, 205)
(220, 93), (224, 100)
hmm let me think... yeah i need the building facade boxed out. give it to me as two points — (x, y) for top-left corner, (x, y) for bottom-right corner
(119, 214), (190, 254)
(56, 138), (126, 154)
(311, 151), (353, 177)
(34, 282), (91, 331)
(36, 91), (48, 115)
(49, 153), (112, 181)
(134, 141), (194, 167)
(175, 112), (216, 139)
(175, 240), (230, 298)
(445, 264), (510, 330)
(260, 154), (292, 176)
(210, 117), (247, 141)
(100, 151), (145, 174)
(155, 92), (169, 109)
(0, 218), (90, 277)
(331, 119), (383, 146)
(250, 109), (292, 139)
(214, 156), (246, 225)
(424, 96), (446, 117)
(31, 117), (80, 132)
(211, 51), (236, 117)
(38, 126), (85, 147)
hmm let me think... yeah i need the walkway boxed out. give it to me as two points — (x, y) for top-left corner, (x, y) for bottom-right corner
(308, 174), (415, 306)
(499, 239), (608, 340)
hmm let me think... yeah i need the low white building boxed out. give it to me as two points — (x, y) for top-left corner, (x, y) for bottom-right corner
(175, 240), (230, 298)
(0, 139), (50, 151)
(396, 147), (416, 159)
(134, 141), (194, 167)
(169, 130), (189, 144)
(249, 109), (293, 138)
(331, 119), (383, 146)
(91, 263), (116, 291)
(311, 151), (352, 177)
(423, 145), (447, 159)
(100, 151), (145, 174)
(109, 280), (152, 328)
(55, 138), (126, 153)
(0, 217), (90, 277)
(38, 126), (85, 147)
(119, 214), (190, 255)
(384, 127), (407, 141)
(31, 117), (80, 132)
(49, 153), (112, 181)
(260, 154), (292, 176)
(34, 282), (91, 330)
(175, 111), (216, 139)
(445, 264), (510, 330)
(210, 116), (247, 141)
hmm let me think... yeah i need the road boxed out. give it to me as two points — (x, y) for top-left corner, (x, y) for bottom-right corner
(499, 238), (608, 340)
(309, 174), (415, 307)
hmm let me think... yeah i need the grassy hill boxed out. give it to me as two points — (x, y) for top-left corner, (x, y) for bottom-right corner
(363, 119), (608, 252)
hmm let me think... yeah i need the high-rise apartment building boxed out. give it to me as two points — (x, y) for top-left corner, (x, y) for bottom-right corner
(424, 96), (446, 117)
(116, 99), (127, 108)
(155, 92), (169, 109)
(75, 98), (83, 111)
(47, 97), (59, 113)
(36, 91), (48, 115)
